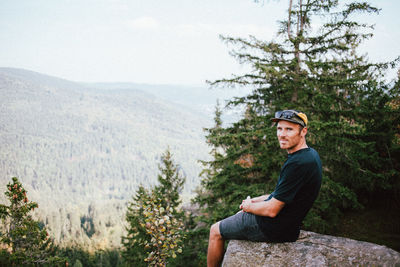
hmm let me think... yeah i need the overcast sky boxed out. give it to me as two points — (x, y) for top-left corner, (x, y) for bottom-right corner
(1, 0), (399, 86)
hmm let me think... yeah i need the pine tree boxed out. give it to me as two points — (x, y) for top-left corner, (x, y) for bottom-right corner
(121, 186), (152, 266)
(199, 0), (399, 234)
(121, 148), (186, 267)
(0, 177), (65, 266)
(154, 148), (185, 210)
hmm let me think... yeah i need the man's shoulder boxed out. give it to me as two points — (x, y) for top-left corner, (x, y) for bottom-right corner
(287, 148), (321, 167)
(292, 147), (319, 159)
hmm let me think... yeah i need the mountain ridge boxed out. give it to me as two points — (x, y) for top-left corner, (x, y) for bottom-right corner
(0, 67), (214, 249)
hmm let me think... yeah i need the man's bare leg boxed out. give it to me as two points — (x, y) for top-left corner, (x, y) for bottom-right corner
(207, 222), (225, 267)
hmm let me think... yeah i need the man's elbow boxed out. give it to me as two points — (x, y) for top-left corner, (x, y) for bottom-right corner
(267, 204), (284, 217)
(268, 210), (279, 218)
(259, 209), (279, 218)
(266, 198), (285, 218)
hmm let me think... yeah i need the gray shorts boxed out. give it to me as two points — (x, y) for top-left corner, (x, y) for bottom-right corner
(219, 211), (269, 242)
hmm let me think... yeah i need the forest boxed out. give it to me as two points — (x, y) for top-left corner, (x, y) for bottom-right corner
(1, 0), (399, 266)
(0, 66), (214, 251)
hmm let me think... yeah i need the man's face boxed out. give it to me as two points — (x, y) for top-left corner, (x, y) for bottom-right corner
(276, 120), (306, 153)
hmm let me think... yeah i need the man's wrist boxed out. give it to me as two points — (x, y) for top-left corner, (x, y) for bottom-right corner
(244, 200), (251, 212)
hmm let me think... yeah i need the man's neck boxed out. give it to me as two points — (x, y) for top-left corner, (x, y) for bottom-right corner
(287, 142), (308, 154)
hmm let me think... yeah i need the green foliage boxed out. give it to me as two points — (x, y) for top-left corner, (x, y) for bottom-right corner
(80, 215), (95, 238)
(169, 220), (209, 267)
(121, 186), (150, 266)
(196, 104), (284, 225)
(73, 259), (83, 267)
(0, 177), (66, 266)
(122, 149), (186, 266)
(57, 247), (124, 267)
(141, 192), (185, 266)
(195, 0), (399, 254)
(154, 149), (186, 210)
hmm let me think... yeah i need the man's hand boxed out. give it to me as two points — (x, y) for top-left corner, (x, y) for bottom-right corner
(239, 196), (251, 211)
(239, 195), (285, 217)
(239, 194), (270, 210)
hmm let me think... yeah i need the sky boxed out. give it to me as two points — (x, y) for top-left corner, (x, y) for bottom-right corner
(0, 0), (399, 86)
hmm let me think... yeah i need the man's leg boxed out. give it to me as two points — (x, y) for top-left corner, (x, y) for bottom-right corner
(207, 222), (225, 267)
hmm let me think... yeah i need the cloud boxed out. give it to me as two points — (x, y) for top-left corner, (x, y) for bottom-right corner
(127, 17), (160, 31)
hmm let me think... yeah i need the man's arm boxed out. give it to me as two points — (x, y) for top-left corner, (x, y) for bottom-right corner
(240, 197), (285, 218)
(238, 194), (269, 210)
(248, 194), (270, 202)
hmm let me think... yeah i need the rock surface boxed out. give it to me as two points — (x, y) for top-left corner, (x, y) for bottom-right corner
(222, 231), (400, 267)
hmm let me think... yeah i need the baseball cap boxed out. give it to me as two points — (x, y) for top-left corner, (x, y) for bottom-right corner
(271, 110), (308, 127)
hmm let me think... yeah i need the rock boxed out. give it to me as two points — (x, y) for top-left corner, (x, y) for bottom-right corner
(222, 231), (400, 267)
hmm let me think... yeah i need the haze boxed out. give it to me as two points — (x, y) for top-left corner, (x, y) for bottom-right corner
(0, 0), (399, 86)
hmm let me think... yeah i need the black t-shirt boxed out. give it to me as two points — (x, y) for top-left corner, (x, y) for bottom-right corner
(256, 147), (322, 242)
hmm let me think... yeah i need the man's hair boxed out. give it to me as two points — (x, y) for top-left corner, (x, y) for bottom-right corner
(298, 125), (306, 135)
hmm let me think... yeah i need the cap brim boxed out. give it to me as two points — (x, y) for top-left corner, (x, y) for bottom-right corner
(270, 118), (305, 126)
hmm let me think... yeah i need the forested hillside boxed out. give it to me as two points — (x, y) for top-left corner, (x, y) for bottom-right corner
(85, 82), (247, 124)
(0, 67), (212, 250)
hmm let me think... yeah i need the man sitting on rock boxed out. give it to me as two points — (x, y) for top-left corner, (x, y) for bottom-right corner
(207, 110), (322, 267)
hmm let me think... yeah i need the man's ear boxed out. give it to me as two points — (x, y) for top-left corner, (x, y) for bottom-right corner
(301, 127), (308, 137)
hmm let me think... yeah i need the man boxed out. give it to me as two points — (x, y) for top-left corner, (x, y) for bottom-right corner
(207, 110), (322, 267)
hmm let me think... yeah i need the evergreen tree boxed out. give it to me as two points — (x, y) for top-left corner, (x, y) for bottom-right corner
(173, 102), (230, 267)
(154, 148), (185, 210)
(56, 247), (123, 267)
(73, 259), (83, 267)
(121, 186), (153, 266)
(198, 0), (399, 235)
(0, 177), (65, 266)
(121, 148), (186, 266)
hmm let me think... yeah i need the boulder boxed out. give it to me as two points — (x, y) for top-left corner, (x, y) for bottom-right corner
(222, 231), (400, 267)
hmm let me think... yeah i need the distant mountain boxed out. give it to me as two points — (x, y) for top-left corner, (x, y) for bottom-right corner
(0, 67), (219, 249)
(83, 83), (248, 124)
(84, 82), (248, 122)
